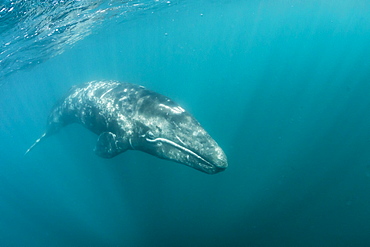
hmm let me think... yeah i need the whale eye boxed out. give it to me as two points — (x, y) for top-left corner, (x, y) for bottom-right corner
(146, 131), (155, 140)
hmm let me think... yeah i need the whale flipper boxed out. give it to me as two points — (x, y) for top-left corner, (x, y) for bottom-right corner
(94, 132), (128, 159)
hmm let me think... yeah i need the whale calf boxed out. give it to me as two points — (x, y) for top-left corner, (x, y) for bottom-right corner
(26, 80), (228, 174)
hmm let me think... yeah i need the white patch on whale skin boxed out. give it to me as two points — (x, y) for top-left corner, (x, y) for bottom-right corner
(158, 104), (185, 114)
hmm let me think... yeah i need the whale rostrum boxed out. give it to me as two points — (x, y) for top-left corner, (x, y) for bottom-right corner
(26, 80), (228, 174)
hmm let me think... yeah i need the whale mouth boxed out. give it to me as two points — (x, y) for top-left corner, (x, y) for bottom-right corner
(145, 137), (227, 174)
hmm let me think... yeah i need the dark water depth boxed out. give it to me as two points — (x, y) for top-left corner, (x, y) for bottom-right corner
(0, 0), (370, 246)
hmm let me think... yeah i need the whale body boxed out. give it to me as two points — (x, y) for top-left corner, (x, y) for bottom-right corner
(26, 80), (228, 174)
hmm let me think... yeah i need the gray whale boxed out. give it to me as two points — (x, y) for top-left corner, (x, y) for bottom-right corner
(26, 80), (228, 174)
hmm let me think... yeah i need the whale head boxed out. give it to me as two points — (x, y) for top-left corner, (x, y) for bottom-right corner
(131, 94), (228, 174)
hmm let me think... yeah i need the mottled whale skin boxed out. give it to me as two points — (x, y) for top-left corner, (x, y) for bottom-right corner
(26, 80), (228, 174)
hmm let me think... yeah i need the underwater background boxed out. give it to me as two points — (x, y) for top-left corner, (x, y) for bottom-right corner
(1, 0), (370, 246)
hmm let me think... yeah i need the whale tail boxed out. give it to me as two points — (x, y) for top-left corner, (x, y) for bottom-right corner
(24, 133), (47, 155)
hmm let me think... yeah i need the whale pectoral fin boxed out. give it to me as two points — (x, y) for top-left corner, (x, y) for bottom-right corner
(94, 132), (127, 159)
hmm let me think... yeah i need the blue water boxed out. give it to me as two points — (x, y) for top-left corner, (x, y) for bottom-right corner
(1, 0), (370, 246)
